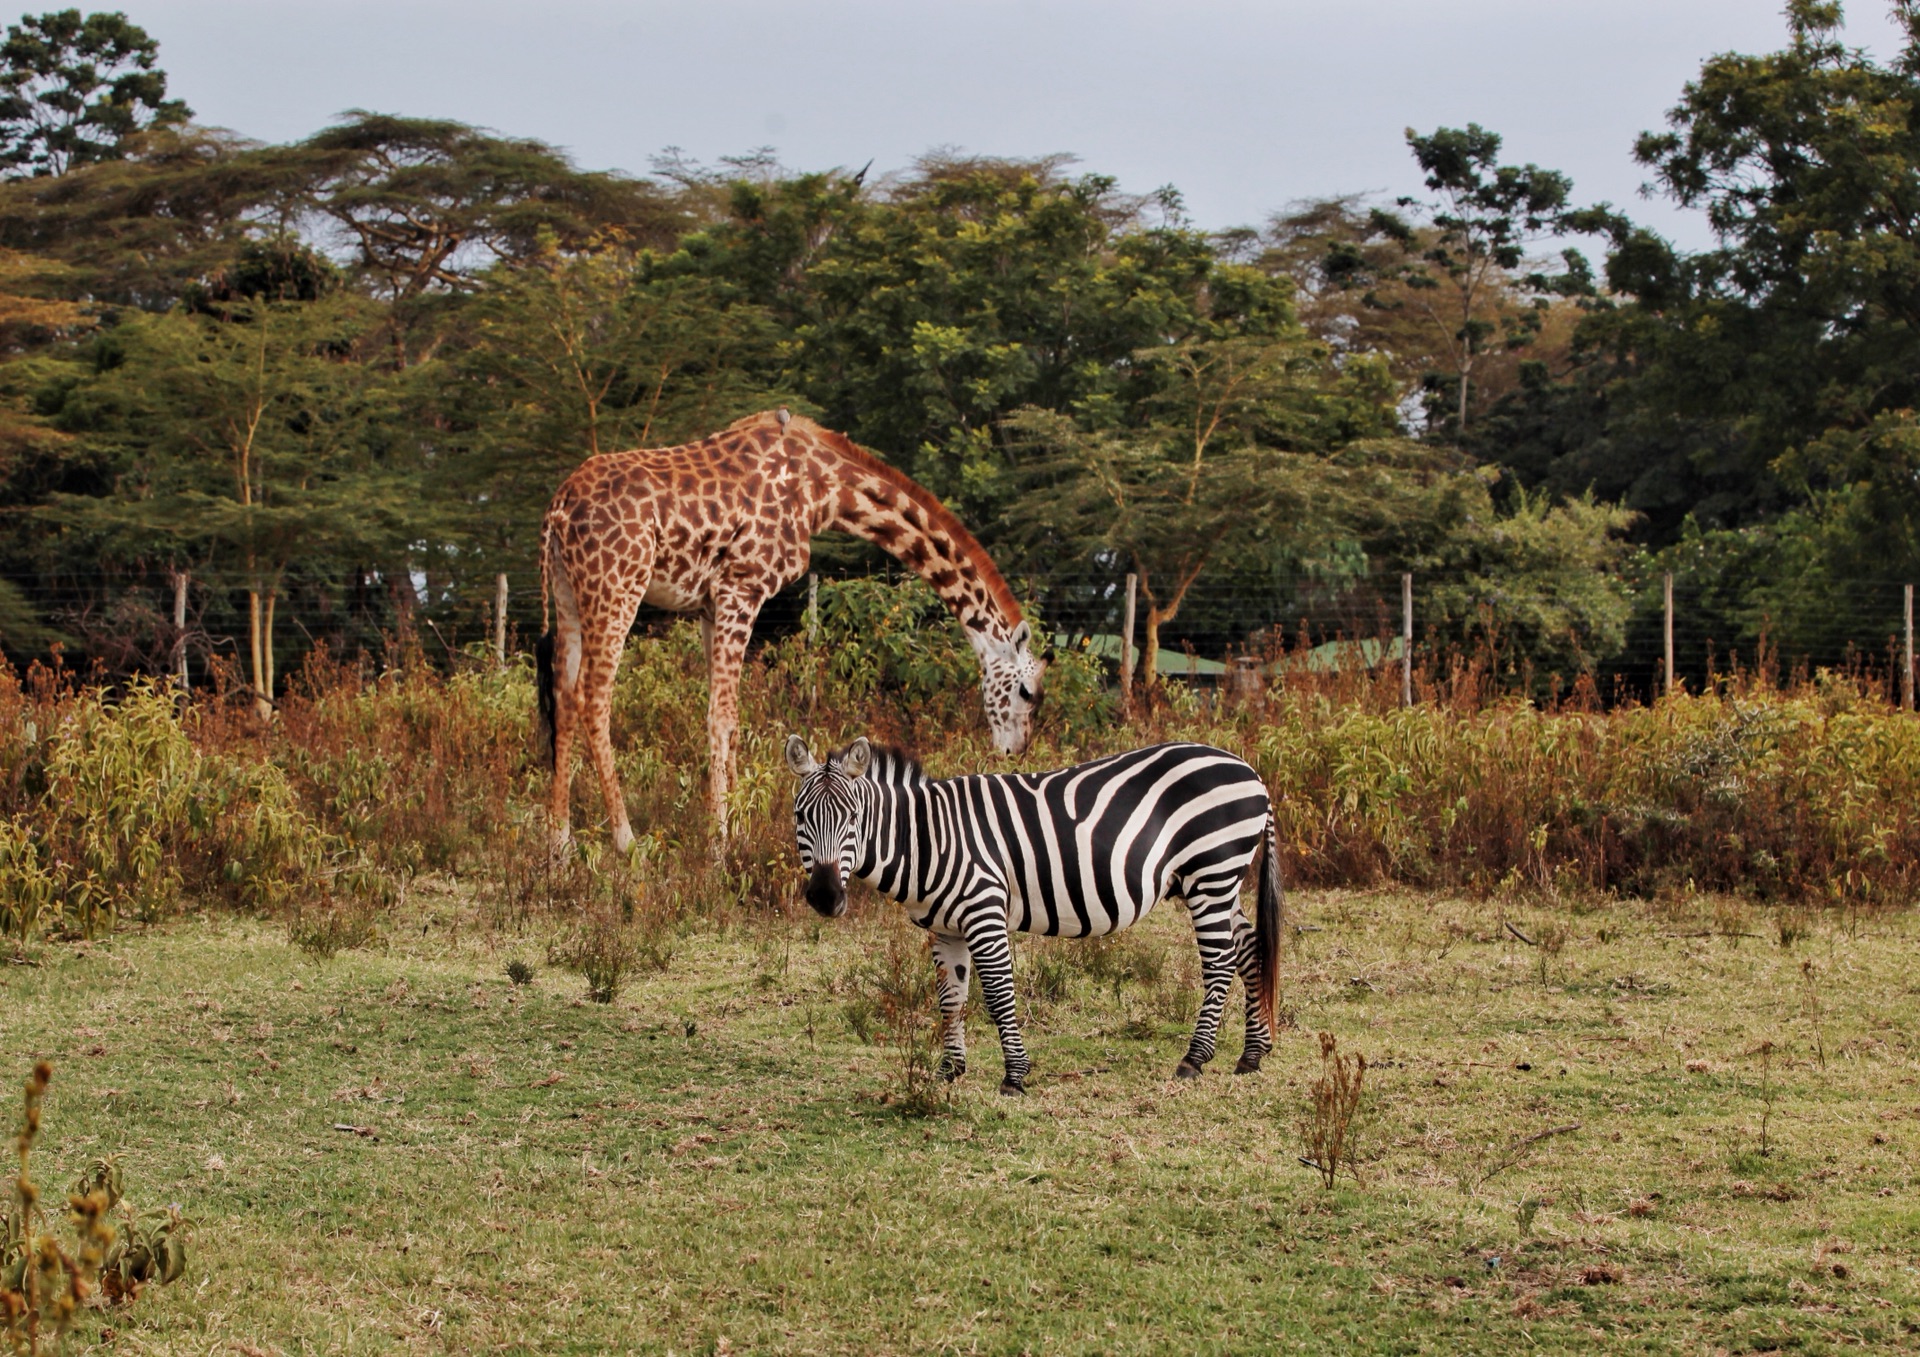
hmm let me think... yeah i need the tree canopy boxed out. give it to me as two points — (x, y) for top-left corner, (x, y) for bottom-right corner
(6, 3), (1920, 702)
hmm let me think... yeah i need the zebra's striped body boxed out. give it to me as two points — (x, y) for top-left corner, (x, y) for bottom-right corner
(786, 737), (1286, 1093)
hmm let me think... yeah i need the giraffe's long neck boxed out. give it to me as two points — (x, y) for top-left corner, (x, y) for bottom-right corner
(814, 439), (1024, 646)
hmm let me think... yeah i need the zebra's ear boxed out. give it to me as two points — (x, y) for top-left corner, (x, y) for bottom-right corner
(841, 736), (872, 779)
(784, 735), (817, 776)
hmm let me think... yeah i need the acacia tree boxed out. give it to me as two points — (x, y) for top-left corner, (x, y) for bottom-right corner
(1007, 331), (1392, 681)
(284, 113), (687, 366)
(0, 9), (187, 178)
(44, 295), (403, 715)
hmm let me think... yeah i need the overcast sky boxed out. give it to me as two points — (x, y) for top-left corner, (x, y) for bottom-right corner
(127, 1), (1907, 251)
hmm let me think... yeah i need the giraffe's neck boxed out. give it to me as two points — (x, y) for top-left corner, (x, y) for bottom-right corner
(810, 437), (1024, 647)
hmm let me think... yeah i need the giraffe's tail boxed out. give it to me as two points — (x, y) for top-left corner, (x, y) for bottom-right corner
(534, 630), (557, 773)
(1256, 808), (1287, 1039)
(534, 516), (558, 772)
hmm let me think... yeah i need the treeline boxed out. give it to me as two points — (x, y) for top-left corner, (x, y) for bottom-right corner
(0, 2), (1914, 702)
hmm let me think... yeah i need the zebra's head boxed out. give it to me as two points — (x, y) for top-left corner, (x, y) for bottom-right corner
(978, 619), (1046, 756)
(784, 734), (872, 918)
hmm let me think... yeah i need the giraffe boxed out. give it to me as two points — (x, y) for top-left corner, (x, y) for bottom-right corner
(535, 409), (1046, 857)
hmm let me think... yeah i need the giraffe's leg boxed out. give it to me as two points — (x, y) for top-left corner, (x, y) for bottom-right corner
(930, 933), (973, 1081)
(1175, 880), (1245, 1080)
(578, 587), (644, 858)
(1229, 899), (1274, 1074)
(546, 660), (577, 861)
(703, 594), (766, 856)
(958, 900), (1029, 1094)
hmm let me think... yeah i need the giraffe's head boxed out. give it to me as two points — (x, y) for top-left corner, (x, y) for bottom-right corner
(784, 734), (871, 918)
(978, 620), (1045, 756)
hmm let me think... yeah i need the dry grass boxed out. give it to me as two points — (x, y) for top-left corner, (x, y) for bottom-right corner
(3, 885), (1915, 1352)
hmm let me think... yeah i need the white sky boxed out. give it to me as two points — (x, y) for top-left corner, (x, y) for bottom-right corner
(126, 1), (1908, 252)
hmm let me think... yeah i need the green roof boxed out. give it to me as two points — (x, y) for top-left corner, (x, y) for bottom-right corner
(1054, 634), (1405, 677)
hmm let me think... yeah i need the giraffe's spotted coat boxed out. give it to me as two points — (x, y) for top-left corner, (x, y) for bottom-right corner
(539, 411), (1044, 854)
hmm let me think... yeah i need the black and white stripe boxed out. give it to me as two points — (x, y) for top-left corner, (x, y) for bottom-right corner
(786, 737), (1286, 1093)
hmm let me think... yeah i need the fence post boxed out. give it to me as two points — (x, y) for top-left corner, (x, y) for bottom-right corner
(1664, 571), (1675, 699)
(1401, 571), (1413, 708)
(1905, 583), (1914, 712)
(171, 569), (189, 693)
(493, 571), (509, 669)
(1120, 573), (1138, 718)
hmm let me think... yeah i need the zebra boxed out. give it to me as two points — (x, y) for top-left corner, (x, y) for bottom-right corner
(784, 736), (1287, 1094)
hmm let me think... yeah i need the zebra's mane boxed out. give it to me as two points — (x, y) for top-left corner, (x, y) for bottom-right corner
(844, 741), (929, 786)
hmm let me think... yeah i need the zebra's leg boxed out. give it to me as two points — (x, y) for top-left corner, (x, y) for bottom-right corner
(1175, 884), (1243, 1080)
(1230, 902), (1273, 1074)
(930, 933), (972, 1082)
(960, 904), (1029, 1095)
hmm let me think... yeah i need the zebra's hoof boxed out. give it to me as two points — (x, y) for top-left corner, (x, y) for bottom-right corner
(1174, 1058), (1205, 1080)
(1234, 1051), (1265, 1075)
(939, 1056), (967, 1083)
(998, 1077), (1026, 1097)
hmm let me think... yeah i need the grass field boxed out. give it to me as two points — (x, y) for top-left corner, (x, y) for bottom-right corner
(7, 883), (1919, 1354)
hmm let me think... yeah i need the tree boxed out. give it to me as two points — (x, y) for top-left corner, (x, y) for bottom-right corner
(1006, 330), (1400, 680)
(0, 124), (293, 309)
(286, 113), (687, 365)
(1468, 1), (1920, 674)
(1387, 125), (1588, 432)
(1255, 195), (1587, 429)
(42, 295), (406, 715)
(666, 155), (1295, 524)
(0, 8), (187, 178)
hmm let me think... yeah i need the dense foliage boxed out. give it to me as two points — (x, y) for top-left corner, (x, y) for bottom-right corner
(0, 3), (1914, 702)
(5, 615), (1918, 946)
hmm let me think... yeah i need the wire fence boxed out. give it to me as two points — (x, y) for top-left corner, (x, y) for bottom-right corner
(7, 561), (1919, 709)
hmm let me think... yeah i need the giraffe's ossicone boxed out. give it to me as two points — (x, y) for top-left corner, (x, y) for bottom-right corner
(534, 410), (1044, 857)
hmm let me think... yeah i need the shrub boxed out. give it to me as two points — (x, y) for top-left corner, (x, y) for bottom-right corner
(3, 1062), (191, 1349)
(1300, 1032), (1368, 1189)
(1, 680), (336, 938)
(839, 918), (944, 1114)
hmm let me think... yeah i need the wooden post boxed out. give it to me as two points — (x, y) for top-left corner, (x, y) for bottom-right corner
(493, 571), (509, 669)
(171, 569), (189, 693)
(1401, 571), (1413, 708)
(1905, 583), (1914, 712)
(1663, 571), (1675, 699)
(1120, 573), (1138, 718)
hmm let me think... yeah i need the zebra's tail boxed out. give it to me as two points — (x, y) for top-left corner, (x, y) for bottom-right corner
(1257, 809), (1287, 1038)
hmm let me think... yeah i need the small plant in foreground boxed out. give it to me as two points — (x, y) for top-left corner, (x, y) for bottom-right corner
(1755, 1040), (1777, 1158)
(505, 959), (536, 986)
(1299, 1031), (1367, 1189)
(3, 1062), (188, 1353)
(1800, 960), (1826, 1070)
(841, 921), (944, 1114)
(549, 907), (638, 1003)
(548, 892), (675, 1003)
(287, 893), (380, 961)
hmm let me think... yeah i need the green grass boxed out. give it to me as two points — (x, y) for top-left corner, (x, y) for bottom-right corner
(7, 886), (1919, 1354)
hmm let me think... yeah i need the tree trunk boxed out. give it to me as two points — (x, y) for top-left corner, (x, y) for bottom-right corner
(1457, 345), (1472, 429)
(170, 569), (189, 694)
(247, 586), (275, 721)
(1143, 606), (1167, 693)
